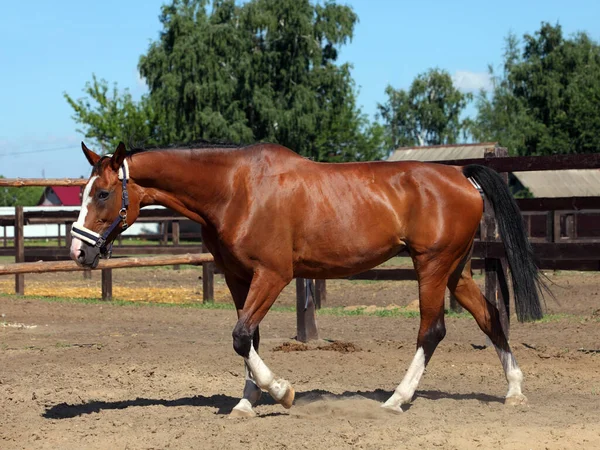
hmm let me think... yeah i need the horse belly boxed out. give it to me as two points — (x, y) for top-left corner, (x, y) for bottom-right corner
(294, 221), (406, 279)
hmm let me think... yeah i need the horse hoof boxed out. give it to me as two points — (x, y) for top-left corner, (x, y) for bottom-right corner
(381, 403), (404, 414)
(505, 394), (528, 406)
(229, 407), (257, 418)
(279, 385), (295, 409)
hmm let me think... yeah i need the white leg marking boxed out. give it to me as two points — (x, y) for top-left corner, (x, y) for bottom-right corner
(495, 347), (526, 402)
(244, 345), (290, 403)
(69, 176), (98, 260)
(231, 363), (262, 416)
(382, 347), (426, 413)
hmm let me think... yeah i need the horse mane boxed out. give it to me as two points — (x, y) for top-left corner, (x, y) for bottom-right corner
(128, 139), (247, 155)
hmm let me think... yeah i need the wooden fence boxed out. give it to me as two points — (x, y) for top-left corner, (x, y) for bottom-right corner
(0, 253), (213, 303)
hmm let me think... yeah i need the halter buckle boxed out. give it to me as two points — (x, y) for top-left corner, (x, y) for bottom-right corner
(119, 208), (128, 230)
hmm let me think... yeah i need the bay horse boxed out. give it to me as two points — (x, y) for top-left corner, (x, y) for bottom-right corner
(70, 141), (546, 417)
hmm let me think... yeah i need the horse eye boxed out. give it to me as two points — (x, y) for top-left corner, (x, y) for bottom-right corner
(98, 190), (110, 200)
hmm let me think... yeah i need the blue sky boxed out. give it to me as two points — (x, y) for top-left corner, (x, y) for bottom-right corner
(1, 0), (598, 178)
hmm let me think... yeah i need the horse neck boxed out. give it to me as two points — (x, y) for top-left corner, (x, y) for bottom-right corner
(129, 149), (235, 228)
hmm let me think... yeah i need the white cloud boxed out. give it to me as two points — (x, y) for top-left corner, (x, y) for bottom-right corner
(452, 71), (493, 93)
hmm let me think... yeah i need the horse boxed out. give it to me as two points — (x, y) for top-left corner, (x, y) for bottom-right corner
(70, 141), (546, 417)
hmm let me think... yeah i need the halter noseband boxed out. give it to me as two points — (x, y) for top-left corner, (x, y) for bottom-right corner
(71, 160), (130, 258)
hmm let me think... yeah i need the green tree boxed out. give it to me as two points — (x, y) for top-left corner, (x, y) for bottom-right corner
(471, 23), (600, 155)
(64, 75), (157, 152)
(377, 68), (472, 148)
(0, 177), (43, 206)
(66, 0), (384, 161)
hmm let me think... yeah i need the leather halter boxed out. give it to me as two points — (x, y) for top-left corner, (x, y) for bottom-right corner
(71, 160), (130, 258)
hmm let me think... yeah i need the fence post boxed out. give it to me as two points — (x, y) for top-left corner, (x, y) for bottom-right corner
(315, 279), (326, 309)
(482, 147), (510, 339)
(172, 220), (180, 270)
(160, 221), (169, 245)
(102, 269), (112, 300)
(15, 206), (25, 295)
(565, 214), (576, 239)
(65, 222), (72, 249)
(296, 278), (319, 342)
(449, 293), (463, 313)
(201, 238), (214, 303)
(546, 211), (554, 243)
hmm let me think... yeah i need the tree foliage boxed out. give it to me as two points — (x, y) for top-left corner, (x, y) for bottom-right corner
(66, 0), (384, 161)
(377, 68), (472, 148)
(471, 23), (600, 155)
(64, 75), (158, 151)
(0, 177), (43, 206)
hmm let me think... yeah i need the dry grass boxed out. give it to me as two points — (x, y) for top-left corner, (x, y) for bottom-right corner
(0, 279), (232, 304)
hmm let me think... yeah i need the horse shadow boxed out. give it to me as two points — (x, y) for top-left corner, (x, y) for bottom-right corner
(42, 388), (504, 420)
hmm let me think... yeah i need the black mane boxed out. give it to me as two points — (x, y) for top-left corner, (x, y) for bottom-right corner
(128, 139), (247, 155)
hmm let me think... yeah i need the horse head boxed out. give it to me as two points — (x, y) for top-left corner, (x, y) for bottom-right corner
(70, 142), (142, 268)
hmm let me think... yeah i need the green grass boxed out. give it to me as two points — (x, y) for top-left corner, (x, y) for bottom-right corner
(380, 256), (413, 267)
(0, 292), (593, 323)
(0, 292), (462, 319)
(531, 313), (575, 323)
(55, 342), (72, 349)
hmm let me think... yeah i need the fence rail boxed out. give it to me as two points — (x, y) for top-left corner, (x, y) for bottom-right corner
(0, 253), (213, 275)
(435, 152), (600, 171)
(0, 178), (87, 187)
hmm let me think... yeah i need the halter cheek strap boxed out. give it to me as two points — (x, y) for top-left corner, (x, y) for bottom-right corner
(71, 160), (130, 257)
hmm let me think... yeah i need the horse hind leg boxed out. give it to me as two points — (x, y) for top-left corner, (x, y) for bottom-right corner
(447, 263), (527, 406)
(382, 257), (450, 412)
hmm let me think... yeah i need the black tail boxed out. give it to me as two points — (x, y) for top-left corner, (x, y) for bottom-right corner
(463, 164), (547, 322)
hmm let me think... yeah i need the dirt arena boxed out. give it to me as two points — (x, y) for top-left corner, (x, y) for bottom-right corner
(1, 268), (599, 449)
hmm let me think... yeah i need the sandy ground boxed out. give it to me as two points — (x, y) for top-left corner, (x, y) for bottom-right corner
(1, 269), (599, 449)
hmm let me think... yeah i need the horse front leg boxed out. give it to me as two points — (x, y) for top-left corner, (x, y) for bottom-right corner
(231, 269), (294, 415)
(230, 330), (263, 417)
(224, 273), (262, 417)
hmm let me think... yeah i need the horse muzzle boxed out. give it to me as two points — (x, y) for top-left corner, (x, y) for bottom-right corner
(73, 242), (102, 269)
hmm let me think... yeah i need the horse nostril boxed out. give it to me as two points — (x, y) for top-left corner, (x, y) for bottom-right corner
(77, 249), (86, 263)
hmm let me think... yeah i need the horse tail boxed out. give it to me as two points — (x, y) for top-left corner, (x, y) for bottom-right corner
(462, 164), (547, 322)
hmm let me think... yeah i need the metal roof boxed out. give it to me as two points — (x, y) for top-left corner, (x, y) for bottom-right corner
(388, 142), (498, 162)
(512, 170), (600, 197)
(388, 142), (600, 197)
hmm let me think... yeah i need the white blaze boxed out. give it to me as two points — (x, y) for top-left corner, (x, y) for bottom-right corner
(69, 176), (98, 261)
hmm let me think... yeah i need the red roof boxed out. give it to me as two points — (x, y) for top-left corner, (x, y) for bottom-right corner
(52, 186), (82, 206)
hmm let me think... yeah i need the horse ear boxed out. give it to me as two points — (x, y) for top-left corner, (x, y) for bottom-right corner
(81, 142), (101, 166)
(110, 142), (127, 171)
